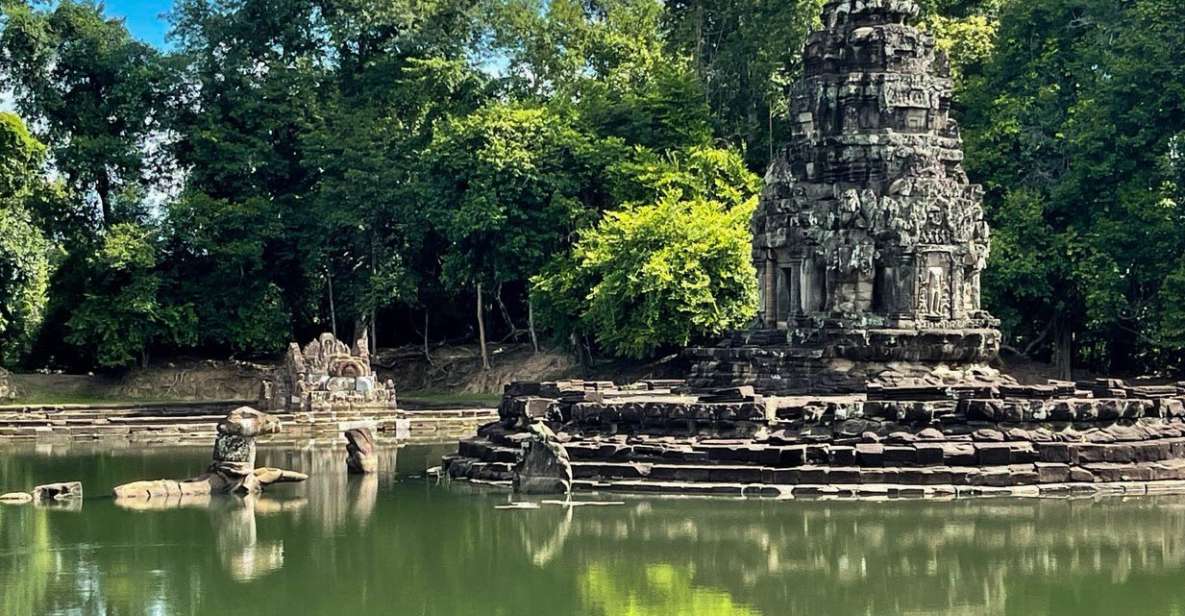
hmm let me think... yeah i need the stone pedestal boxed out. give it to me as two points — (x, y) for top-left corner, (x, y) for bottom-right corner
(686, 327), (1005, 394)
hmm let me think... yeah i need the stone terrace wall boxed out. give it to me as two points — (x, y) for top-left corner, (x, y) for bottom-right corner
(445, 378), (1185, 497)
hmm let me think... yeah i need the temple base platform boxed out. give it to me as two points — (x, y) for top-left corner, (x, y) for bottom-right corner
(685, 327), (1005, 394)
(443, 378), (1185, 498)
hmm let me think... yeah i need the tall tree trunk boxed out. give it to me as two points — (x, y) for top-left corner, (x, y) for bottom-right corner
(369, 235), (377, 354)
(768, 106), (774, 164)
(1053, 316), (1073, 381)
(327, 268), (337, 338)
(695, 1), (705, 79)
(571, 332), (584, 369)
(495, 282), (516, 341)
(423, 310), (433, 365)
(97, 170), (113, 227)
(528, 295), (539, 354)
(355, 316), (367, 346)
(477, 282), (491, 371)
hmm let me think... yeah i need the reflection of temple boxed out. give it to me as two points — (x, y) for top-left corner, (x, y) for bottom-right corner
(688, 0), (1002, 393)
(529, 497), (1185, 616)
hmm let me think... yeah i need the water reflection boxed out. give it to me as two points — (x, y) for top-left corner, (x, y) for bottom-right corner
(522, 497), (1185, 615)
(581, 563), (760, 616)
(253, 445), (394, 533)
(517, 500), (573, 567)
(5, 444), (1185, 615)
(113, 493), (304, 581)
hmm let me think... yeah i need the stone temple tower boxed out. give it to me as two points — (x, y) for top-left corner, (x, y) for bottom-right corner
(687, 0), (1002, 393)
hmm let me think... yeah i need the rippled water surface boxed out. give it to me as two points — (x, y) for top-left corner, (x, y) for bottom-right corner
(3, 443), (1185, 615)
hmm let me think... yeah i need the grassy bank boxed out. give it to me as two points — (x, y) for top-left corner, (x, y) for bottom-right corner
(398, 390), (501, 410)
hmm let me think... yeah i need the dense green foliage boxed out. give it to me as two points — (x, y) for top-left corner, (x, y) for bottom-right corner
(534, 147), (760, 358)
(0, 0), (172, 226)
(1, 0), (1184, 375)
(65, 222), (197, 367)
(0, 113), (52, 365)
(962, 0), (1185, 373)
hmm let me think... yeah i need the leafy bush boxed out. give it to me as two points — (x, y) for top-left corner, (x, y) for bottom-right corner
(66, 223), (197, 368)
(0, 113), (52, 366)
(534, 146), (759, 358)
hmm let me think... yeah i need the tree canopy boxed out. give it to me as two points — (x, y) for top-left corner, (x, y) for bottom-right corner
(0, 113), (52, 365)
(1, 0), (1184, 377)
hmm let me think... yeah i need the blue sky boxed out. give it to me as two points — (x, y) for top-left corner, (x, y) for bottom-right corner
(104, 0), (174, 48)
(2, 2), (172, 112)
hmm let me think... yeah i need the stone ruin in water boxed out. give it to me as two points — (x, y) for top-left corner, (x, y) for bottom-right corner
(262, 332), (397, 414)
(114, 406), (308, 500)
(444, 0), (1185, 497)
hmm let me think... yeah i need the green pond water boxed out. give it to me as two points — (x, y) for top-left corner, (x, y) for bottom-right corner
(3, 443), (1185, 616)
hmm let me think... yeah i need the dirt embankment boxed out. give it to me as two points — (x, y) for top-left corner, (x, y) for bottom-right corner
(6, 343), (1120, 404)
(7, 359), (274, 403)
(377, 343), (684, 394)
(3, 343), (685, 403)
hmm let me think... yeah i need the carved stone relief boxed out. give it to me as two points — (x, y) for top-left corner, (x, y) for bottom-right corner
(750, 0), (996, 335)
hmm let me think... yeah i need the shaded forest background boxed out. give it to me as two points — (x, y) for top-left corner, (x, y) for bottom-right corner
(1, 0), (1184, 377)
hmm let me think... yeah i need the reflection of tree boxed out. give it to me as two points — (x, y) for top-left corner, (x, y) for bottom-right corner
(580, 563), (760, 616)
(15, 442), (1185, 615)
(553, 497), (1185, 615)
(0, 505), (53, 616)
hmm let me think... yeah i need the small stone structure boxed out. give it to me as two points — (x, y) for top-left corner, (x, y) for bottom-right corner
(445, 0), (1185, 498)
(686, 0), (1001, 394)
(114, 406), (307, 499)
(262, 332), (397, 415)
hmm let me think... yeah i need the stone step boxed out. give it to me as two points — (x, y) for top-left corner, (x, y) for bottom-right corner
(567, 458), (1185, 486)
(561, 439), (1185, 468)
(467, 432), (1185, 471)
(105, 414), (228, 425)
(570, 478), (1185, 498)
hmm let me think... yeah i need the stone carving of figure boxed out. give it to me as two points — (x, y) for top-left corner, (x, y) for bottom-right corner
(925, 267), (945, 316)
(920, 204), (950, 244)
(859, 188), (880, 232)
(844, 103), (860, 133)
(113, 407), (307, 500)
(961, 238), (989, 314)
(834, 188), (866, 230)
